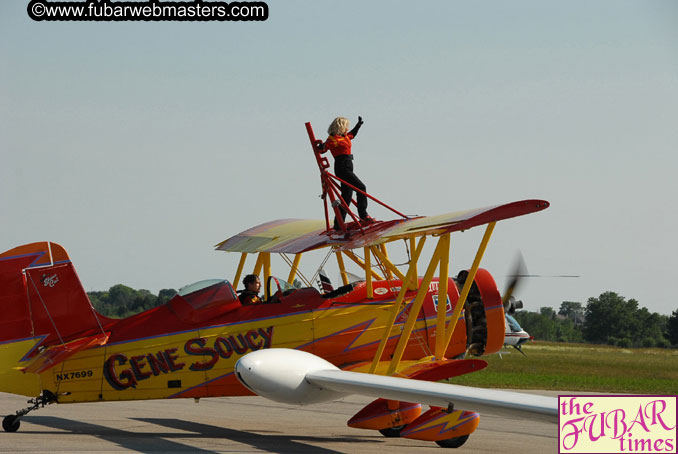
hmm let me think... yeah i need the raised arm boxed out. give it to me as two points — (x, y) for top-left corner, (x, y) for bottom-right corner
(349, 116), (364, 137)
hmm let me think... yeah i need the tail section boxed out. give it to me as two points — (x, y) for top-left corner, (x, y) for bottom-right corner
(0, 242), (112, 395)
(0, 242), (111, 345)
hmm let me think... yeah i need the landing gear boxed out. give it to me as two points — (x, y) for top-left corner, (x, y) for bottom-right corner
(436, 434), (470, 448)
(2, 414), (20, 432)
(378, 425), (404, 438)
(2, 390), (57, 432)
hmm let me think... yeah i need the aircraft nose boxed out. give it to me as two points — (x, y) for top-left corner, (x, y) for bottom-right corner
(233, 349), (345, 405)
(234, 354), (259, 393)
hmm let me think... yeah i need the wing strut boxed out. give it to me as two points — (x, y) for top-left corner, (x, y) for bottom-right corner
(286, 253), (303, 285)
(370, 246), (406, 282)
(364, 247), (373, 299)
(386, 237), (448, 375)
(368, 221), (498, 374)
(335, 251), (350, 286)
(233, 253), (247, 291)
(369, 236), (427, 374)
(341, 250), (383, 281)
(441, 222), (496, 352)
(434, 233), (451, 359)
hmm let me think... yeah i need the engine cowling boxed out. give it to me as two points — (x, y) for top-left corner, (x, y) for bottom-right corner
(234, 348), (348, 405)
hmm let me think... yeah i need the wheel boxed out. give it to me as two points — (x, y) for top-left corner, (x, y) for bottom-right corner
(378, 425), (404, 438)
(2, 415), (20, 432)
(435, 434), (469, 448)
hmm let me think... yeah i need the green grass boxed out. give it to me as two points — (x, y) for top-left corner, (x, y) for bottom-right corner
(446, 341), (678, 394)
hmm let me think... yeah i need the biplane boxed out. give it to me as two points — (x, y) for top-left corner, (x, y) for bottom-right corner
(0, 123), (555, 448)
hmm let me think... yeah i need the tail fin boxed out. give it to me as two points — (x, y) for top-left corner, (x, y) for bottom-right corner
(0, 242), (111, 346)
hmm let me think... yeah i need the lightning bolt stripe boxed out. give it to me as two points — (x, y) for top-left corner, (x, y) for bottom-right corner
(0, 250), (71, 269)
(404, 411), (478, 437)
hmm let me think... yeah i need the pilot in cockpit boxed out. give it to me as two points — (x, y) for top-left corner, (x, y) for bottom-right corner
(238, 274), (280, 306)
(238, 274), (263, 305)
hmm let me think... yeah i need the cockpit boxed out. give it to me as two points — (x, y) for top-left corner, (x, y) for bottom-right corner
(265, 276), (298, 301)
(169, 279), (240, 323)
(505, 314), (523, 333)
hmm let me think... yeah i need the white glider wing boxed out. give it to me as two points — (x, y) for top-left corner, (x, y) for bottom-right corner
(234, 348), (557, 418)
(306, 369), (556, 416)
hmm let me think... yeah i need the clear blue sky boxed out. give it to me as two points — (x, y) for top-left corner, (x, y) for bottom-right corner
(2, 1), (677, 315)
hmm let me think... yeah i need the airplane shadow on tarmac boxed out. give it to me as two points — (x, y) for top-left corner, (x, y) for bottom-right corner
(137, 418), (383, 453)
(22, 415), (382, 453)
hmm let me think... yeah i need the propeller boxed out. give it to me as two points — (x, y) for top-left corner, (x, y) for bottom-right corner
(501, 252), (580, 313)
(502, 252), (527, 314)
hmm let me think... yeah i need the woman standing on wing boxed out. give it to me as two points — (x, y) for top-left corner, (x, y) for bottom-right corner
(321, 116), (374, 229)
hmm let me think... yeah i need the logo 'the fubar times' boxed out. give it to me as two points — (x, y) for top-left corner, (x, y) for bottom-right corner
(559, 395), (677, 453)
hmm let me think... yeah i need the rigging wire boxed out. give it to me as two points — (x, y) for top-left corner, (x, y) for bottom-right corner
(310, 248), (334, 286)
(371, 249), (398, 299)
(280, 253), (312, 287)
(27, 272), (65, 346)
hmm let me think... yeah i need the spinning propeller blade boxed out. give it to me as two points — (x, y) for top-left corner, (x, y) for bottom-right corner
(502, 252), (527, 310)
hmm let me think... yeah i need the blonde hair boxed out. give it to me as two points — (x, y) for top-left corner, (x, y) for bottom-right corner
(328, 117), (350, 136)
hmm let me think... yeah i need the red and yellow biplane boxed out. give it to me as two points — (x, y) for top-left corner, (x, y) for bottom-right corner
(0, 123), (555, 448)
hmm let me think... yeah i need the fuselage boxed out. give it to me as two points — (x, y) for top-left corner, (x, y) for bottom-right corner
(1, 272), (505, 404)
(504, 313), (530, 347)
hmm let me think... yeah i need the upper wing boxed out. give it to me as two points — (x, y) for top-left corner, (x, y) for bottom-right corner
(216, 200), (549, 254)
(215, 219), (327, 253)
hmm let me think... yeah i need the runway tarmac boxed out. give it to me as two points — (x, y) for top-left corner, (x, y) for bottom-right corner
(0, 391), (557, 453)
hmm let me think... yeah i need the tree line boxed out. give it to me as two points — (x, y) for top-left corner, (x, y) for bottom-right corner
(514, 291), (678, 348)
(88, 285), (176, 318)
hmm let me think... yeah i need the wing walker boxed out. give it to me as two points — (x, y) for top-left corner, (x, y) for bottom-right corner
(0, 122), (552, 448)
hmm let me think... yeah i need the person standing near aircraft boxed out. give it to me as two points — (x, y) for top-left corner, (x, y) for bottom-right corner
(319, 116), (374, 229)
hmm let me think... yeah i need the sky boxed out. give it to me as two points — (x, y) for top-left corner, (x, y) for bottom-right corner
(2, 0), (677, 315)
